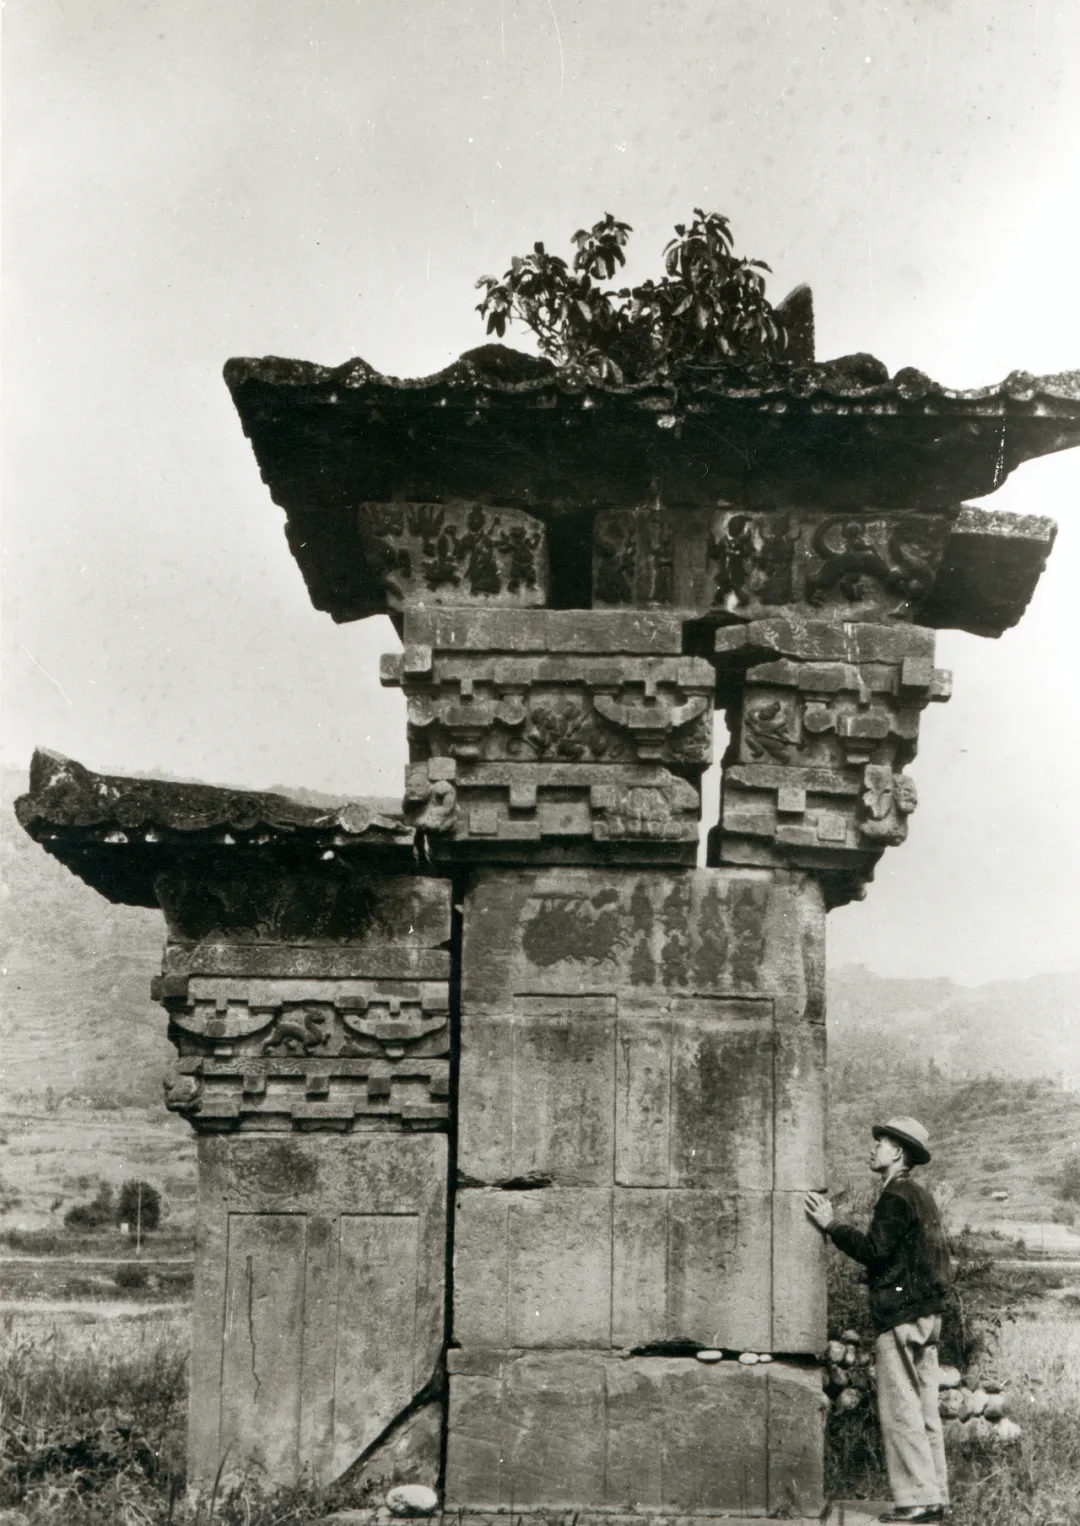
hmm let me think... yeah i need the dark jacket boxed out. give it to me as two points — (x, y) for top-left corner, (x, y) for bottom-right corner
(827, 1172), (951, 1333)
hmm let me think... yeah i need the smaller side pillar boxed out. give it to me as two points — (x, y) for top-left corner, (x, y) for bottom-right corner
(15, 752), (453, 1495)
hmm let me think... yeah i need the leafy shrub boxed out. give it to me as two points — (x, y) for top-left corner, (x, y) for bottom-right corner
(476, 209), (790, 381)
(63, 1182), (114, 1232)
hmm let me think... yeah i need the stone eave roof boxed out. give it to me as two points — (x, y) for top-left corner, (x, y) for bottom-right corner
(15, 750), (415, 907)
(225, 346), (1080, 520)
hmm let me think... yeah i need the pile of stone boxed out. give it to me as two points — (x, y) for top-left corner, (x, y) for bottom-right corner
(937, 1364), (1022, 1448)
(823, 1333), (1022, 1446)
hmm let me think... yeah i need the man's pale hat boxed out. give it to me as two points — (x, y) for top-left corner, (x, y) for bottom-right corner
(872, 1115), (931, 1166)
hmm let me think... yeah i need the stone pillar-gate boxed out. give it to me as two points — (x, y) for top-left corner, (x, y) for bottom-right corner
(18, 326), (1077, 1517)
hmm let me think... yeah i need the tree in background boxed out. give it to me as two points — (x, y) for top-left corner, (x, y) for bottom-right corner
(116, 1180), (161, 1237)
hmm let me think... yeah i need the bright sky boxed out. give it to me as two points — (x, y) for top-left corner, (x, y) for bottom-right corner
(4, 0), (1079, 984)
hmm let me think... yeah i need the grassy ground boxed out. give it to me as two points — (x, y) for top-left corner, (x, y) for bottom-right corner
(2, 1301), (1077, 1525)
(825, 1296), (1080, 1526)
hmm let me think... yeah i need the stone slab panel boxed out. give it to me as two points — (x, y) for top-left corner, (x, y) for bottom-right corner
(766, 1365), (828, 1517)
(458, 998), (616, 1185)
(445, 1352), (774, 1513)
(611, 1190), (772, 1351)
(190, 1134), (446, 1489)
(454, 1189), (612, 1348)
(164, 943), (450, 981)
(773, 1023), (827, 1189)
(772, 1192), (828, 1354)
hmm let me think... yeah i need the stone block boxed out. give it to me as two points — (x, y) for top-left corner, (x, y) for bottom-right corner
(454, 1189), (612, 1349)
(766, 1364), (828, 1517)
(461, 867), (822, 1018)
(454, 1186), (775, 1353)
(611, 1189), (772, 1351)
(771, 1191), (828, 1353)
(189, 1134), (446, 1489)
(773, 1023), (827, 1188)
(445, 1352), (823, 1514)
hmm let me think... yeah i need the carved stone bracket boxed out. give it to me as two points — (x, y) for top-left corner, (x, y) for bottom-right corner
(154, 970), (451, 1132)
(382, 648), (713, 767)
(710, 620), (951, 905)
(404, 756), (700, 864)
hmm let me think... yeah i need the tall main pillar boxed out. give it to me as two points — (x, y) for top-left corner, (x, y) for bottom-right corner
(17, 335), (1076, 1516)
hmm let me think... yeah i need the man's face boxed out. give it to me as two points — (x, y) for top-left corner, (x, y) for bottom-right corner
(869, 1133), (903, 1174)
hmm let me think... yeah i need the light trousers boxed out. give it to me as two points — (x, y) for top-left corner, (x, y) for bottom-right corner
(874, 1314), (949, 1507)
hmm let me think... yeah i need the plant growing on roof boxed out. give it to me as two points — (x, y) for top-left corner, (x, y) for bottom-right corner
(475, 209), (789, 381)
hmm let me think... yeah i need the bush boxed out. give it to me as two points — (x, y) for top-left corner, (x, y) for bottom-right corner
(63, 1182), (114, 1233)
(476, 209), (791, 381)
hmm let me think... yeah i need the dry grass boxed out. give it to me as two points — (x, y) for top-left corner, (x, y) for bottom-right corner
(2, 1304), (1079, 1524)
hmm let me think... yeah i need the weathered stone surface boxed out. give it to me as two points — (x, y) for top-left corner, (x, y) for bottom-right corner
(190, 1134), (446, 1490)
(917, 505), (1058, 637)
(444, 1351), (824, 1515)
(226, 352), (1080, 607)
(331, 1401), (442, 1505)
(454, 1187), (775, 1353)
(152, 876), (453, 1133)
(400, 607), (686, 654)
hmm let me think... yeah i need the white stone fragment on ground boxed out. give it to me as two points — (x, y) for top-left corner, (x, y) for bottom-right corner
(757, 1352), (772, 1363)
(738, 1351), (760, 1365)
(842, 1343), (857, 1367)
(983, 1393), (1007, 1420)
(992, 1416), (1022, 1445)
(937, 1364), (962, 1389)
(825, 1339), (846, 1365)
(967, 1387), (988, 1416)
(841, 1328), (861, 1344)
(385, 1484), (439, 1517)
(830, 1364), (850, 1390)
(695, 1348), (723, 1362)
(983, 1378), (1003, 1394)
(835, 1387), (862, 1411)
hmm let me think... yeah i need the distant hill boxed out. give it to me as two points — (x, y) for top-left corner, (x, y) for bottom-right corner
(829, 963), (1080, 1087)
(1, 766), (167, 1104)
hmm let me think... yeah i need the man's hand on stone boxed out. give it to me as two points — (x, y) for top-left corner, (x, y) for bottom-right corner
(804, 1191), (834, 1230)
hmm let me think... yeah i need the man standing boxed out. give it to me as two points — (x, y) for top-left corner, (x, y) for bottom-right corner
(805, 1116), (952, 1525)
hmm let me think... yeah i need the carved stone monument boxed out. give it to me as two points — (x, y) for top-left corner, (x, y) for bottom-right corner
(18, 322), (1079, 1519)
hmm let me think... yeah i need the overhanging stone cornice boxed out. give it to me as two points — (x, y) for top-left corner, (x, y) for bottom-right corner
(15, 748), (417, 907)
(224, 345), (1075, 627)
